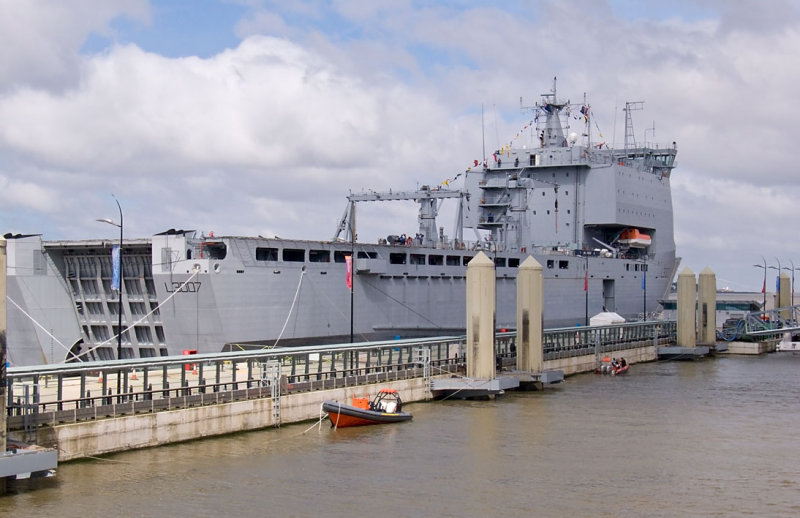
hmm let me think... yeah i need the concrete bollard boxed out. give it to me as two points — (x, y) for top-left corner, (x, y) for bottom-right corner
(677, 267), (696, 348)
(466, 251), (495, 379)
(516, 256), (543, 373)
(697, 267), (716, 345)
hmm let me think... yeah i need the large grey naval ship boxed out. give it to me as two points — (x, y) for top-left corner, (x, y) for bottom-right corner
(5, 81), (680, 365)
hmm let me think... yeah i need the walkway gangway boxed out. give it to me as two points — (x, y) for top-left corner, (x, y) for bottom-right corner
(742, 305), (800, 336)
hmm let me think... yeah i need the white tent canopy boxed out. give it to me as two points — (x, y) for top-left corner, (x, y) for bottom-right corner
(589, 312), (626, 326)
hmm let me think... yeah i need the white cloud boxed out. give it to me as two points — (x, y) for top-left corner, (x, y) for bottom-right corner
(0, 0), (150, 92)
(3, 0), (800, 291)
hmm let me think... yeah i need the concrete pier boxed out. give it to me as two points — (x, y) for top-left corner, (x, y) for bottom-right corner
(516, 256), (543, 374)
(676, 267), (696, 348)
(779, 272), (791, 319)
(660, 266), (709, 360)
(465, 252), (495, 380)
(697, 267), (716, 345)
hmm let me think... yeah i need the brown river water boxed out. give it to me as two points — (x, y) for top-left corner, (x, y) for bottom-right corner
(2, 353), (799, 517)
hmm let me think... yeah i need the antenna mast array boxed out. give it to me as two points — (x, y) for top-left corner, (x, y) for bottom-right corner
(623, 101), (644, 150)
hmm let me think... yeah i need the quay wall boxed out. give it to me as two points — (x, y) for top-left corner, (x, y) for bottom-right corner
(34, 343), (656, 461)
(40, 377), (431, 462)
(545, 345), (657, 376)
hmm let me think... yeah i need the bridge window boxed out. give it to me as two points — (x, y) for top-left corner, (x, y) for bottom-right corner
(446, 255), (460, 266)
(203, 242), (227, 260)
(495, 257), (506, 268)
(463, 256), (474, 265)
(283, 248), (305, 262)
(508, 258), (520, 268)
(333, 251), (348, 263)
(547, 260), (554, 269)
(309, 249), (330, 262)
(559, 260), (569, 270)
(357, 251), (377, 259)
(410, 254), (425, 265)
(429, 254), (443, 265)
(256, 247), (278, 261)
(390, 253), (407, 264)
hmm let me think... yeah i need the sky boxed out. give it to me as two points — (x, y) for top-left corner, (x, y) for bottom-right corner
(2, 0), (800, 293)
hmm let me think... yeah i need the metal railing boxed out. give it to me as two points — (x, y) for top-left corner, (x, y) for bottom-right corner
(743, 305), (800, 336)
(6, 321), (675, 429)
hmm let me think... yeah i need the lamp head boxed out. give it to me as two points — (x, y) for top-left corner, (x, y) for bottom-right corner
(96, 218), (120, 227)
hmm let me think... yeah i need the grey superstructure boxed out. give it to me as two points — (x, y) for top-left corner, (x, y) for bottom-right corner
(5, 81), (680, 365)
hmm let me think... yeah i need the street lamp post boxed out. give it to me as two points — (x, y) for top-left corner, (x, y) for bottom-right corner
(753, 257), (767, 311)
(97, 196), (124, 398)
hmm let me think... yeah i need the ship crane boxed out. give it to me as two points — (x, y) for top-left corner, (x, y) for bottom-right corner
(333, 187), (467, 248)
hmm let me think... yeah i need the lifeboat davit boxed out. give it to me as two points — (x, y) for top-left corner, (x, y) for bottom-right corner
(619, 228), (651, 248)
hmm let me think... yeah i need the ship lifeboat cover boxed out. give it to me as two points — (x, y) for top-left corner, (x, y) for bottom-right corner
(618, 228), (651, 248)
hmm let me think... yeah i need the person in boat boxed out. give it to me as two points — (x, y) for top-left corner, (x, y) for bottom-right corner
(611, 358), (619, 369)
(618, 358), (627, 368)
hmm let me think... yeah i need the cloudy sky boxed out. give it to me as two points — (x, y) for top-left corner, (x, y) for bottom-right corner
(1, 0), (799, 293)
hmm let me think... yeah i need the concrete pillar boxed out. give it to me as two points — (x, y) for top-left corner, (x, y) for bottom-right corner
(676, 266), (696, 348)
(779, 272), (791, 319)
(516, 256), (543, 373)
(466, 251), (495, 379)
(697, 267), (716, 345)
(1, 236), (6, 494)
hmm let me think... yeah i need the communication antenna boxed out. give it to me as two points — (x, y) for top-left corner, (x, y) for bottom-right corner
(624, 101), (644, 150)
(481, 104), (486, 165)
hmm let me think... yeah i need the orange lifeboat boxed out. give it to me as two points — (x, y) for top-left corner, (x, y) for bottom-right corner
(619, 228), (651, 248)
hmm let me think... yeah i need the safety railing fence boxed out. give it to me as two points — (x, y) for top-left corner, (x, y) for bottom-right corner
(6, 322), (675, 428)
(743, 305), (800, 336)
(540, 320), (676, 360)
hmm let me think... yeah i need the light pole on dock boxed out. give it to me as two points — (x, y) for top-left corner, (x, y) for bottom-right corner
(753, 257), (767, 311)
(769, 258), (781, 308)
(97, 195), (124, 397)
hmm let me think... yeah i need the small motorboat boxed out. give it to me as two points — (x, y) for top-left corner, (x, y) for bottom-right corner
(596, 357), (629, 375)
(323, 388), (413, 428)
(611, 359), (629, 375)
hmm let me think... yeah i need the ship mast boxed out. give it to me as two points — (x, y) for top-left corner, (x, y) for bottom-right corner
(540, 76), (567, 148)
(623, 101), (644, 150)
